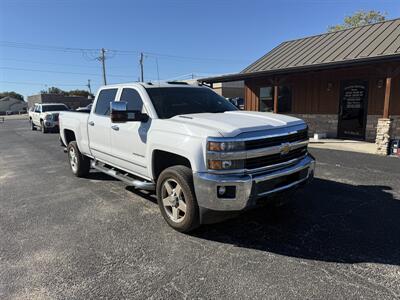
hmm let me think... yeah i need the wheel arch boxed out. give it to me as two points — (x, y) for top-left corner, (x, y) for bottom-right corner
(63, 129), (76, 145)
(151, 150), (192, 181)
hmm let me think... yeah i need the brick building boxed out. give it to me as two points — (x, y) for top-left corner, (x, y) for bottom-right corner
(201, 19), (400, 154)
(27, 94), (92, 110)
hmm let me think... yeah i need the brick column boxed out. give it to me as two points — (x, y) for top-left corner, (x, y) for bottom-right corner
(375, 118), (392, 155)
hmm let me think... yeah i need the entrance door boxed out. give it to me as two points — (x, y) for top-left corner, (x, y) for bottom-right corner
(337, 80), (369, 140)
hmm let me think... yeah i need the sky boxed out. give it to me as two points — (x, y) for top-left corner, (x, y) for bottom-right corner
(0, 0), (399, 99)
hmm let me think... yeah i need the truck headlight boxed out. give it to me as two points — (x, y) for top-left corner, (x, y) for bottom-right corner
(207, 141), (245, 152)
(45, 115), (53, 120)
(208, 159), (244, 170)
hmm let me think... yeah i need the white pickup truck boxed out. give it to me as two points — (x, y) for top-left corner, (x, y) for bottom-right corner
(30, 103), (69, 133)
(59, 82), (315, 232)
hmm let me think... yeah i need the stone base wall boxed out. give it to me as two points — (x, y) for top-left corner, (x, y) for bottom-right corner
(375, 118), (392, 155)
(289, 114), (400, 142)
(390, 116), (400, 139)
(366, 115), (400, 142)
(289, 114), (338, 138)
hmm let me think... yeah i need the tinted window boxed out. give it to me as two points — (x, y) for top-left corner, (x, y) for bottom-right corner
(120, 88), (143, 111)
(42, 105), (69, 112)
(146, 87), (237, 119)
(95, 89), (118, 116)
(259, 87), (274, 112)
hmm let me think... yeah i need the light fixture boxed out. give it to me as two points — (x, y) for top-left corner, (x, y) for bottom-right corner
(327, 82), (333, 92)
(377, 79), (384, 89)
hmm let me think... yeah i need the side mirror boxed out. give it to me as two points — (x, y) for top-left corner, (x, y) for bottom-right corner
(110, 101), (149, 123)
(110, 101), (128, 123)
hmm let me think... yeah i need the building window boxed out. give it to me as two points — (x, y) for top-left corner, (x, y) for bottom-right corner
(259, 86), (292, 113)
(278, 86), (292, 113)
(259, 87), (273, 112)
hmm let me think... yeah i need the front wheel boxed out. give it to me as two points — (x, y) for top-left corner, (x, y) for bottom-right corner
(67, 141), (90, 177)
(40, 121), (48, 133)
(30, 120), (36, 131)
(156, 166), (200, 233)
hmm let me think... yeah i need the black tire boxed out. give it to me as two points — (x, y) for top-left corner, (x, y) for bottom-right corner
(67, 141), (90, 177)
(30, 120), (36, 131)
(41, 121), (48, 133)
(156, 165), (200, 233)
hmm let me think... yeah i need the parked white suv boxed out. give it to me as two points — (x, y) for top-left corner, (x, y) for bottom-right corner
(30, 103), (69, 133)
(59, 82), (315, 232)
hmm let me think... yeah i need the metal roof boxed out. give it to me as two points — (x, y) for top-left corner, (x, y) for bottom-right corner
(201, 19), (400, 83)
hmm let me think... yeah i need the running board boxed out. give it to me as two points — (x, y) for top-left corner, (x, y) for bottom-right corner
(91, 161), (155, 191)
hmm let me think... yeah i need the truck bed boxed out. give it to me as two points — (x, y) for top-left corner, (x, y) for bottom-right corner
(59, 111), (91, 155)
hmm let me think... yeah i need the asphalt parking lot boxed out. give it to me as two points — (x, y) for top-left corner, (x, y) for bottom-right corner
(1, 119), (400, 299)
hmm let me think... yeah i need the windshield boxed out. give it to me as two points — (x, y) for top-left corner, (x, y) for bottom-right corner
(42, 105), (69, 112)
(146, 87), (237, 119)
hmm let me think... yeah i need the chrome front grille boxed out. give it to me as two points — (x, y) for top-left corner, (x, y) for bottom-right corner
(245, 146), (307, 171)
(245, 129), (308, 150)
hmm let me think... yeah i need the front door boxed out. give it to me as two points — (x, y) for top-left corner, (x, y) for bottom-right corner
(110, 87), (150, 178)
(337, 80), (369, 140)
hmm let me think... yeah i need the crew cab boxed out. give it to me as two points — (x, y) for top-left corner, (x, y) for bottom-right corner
(30, 103), (69, 133)
(59, 82), (315, 232)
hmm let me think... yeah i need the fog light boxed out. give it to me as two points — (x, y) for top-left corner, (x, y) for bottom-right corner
(217, 186), (236, 199)
(221, 160), (232, 169)
(218, 186), (226, 196)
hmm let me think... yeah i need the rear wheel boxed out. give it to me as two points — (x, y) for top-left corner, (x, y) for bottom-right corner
(156, 165), (200, 233)
(67, 141), (90, 177)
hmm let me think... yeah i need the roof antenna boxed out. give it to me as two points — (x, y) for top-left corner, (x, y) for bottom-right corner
(156, 57), (160, 86)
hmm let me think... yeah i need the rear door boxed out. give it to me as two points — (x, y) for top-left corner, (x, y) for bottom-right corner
(109, 87), (150, 177)
(88, 88), (118, 162)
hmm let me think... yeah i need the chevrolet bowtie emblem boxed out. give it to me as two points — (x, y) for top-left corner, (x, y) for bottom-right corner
(280, 143), (290, 155)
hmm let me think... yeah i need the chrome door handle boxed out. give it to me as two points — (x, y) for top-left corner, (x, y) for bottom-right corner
(88, 121), (95, 126)
(111, 125), (119, 131)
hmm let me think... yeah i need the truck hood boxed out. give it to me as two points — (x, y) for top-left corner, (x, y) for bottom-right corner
(173, 111), (305, 137)
(43, 111), (62, 116)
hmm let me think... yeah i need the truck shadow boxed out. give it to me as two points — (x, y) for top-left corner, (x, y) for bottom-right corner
(194, 178), (400, 266)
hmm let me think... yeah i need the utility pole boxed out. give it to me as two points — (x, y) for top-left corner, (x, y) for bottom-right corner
(86, 79), (92, 95)
(100, 48), (107, 85)
(139, 52), (144, 82)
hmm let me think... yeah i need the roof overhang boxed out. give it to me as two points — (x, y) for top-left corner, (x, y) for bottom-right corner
(200, 54), (400, 83)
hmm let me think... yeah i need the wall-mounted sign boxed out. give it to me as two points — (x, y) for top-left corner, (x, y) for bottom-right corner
(338, 80), (369, 140)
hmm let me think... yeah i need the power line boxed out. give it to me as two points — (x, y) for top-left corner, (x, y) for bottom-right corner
(0, 80), (88, 87)
(0, 41), (249, 63)
(0, 66), (135, 78)
(0, 57), (127, 70)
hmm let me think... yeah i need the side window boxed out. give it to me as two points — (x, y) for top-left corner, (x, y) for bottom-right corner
(94, 89), (118, 116)
(35, 105), (41, 113)
(120, 88), (144, 112)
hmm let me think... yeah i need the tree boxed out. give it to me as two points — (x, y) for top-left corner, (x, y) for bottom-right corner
(40, 86), (67, 95)
(68, 89), (94, 98)
(328, 10), (386, 32)
(0, 91), (24, 101)
(40, 87), (93, 98)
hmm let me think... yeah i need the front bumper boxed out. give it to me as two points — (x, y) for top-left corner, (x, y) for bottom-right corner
(193, 155), (315, 211)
